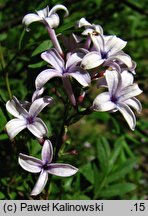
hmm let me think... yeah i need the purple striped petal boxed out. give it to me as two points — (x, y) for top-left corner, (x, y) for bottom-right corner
(30, 170), (48, 196)
(125, 97), (142, 113)
(41, 48), (64, 72)
(66, 51), (86, 69)
(93, 92), (116, 111)
(47, 163), (78, 177)
(27, 117), (48, 138)
(105, 35), (127, 56)
(121, 70), (134, 88)
(110, 52), (133, 70)
(6, 96), (29, 119)
(19, 153), (42, 173)
(5, 118), (27, 140)
(69, 67), (91, 87)
(35, 69), (62, 89)
(105, 70), (121, 95)
(118, 84), (142, 102)
(29, 96), (53, 117)
(117, 102), (136, 130)
(32, 87), (45, 102)
(42, 140), (53, 164)
(81, 51), (104, 69)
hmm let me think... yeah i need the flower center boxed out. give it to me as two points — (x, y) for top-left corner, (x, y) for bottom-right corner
(111, 95), (118, 103)
(101, 51), (108, 59)
(43, 164), (48, 170)
(26, 116), (34, 124)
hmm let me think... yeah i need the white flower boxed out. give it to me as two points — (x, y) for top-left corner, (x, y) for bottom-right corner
(22, 5), (69, 31)
(5, 96), (53, 139)
(35, 48), (90, 106)
(19, 140), (78, 196)
(77, 17), (103, 36)
(93, 70), (142, 130)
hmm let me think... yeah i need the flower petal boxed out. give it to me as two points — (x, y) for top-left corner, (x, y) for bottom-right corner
(110, 52), (133, 70)
(6, 96), (28, 119)
(44, 14), (60, 28)
(105, 35), (127, 56)
(41, 48), (64, 72)
(62, 76), (76, 106)
(118, 83), (143, 102)
(27, 117), (48, 139)
(29, 96), (53, 117)
(19, 153), (42, 173)
(31, 170), (48, 196)
(105, 69), (121, 95)
(66, 51), (86, 69)
(36, 6), (49, 18)
(93, 92), (116, 111)
(42, 140), (53, 164)
(69, 69), (91, 87)
(47, 163), (78, 177)
(77, 17), (91, 28)
(5, 118), (26, 140)
(81, 51), (104, 69)
(22, 13), (41, 30)
(121, 70), (134, 88)
(117, 102), (136, 130)
(35, 69), (62, 89)
(32, 87), (45, 102)
(125, 97), (142, 113)
(48, 4), (69, 17)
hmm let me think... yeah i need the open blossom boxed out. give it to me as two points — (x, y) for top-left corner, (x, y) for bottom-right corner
(5, 96), (53, 139)
(77, 17), (103, 36)
(22, 5), (69, 31)
(81, 33), (136, 73)
(92, 70), (142, 130)
(35, 48), (91, 106)
(19, 139), (78, 196)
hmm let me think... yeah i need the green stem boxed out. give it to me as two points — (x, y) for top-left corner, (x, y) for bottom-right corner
(5, 72), (12, 99)
(0, 43), (12, 99)
(53, 102), (69, 162)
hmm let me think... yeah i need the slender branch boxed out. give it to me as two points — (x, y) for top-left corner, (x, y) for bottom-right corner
(53, 102), (69, 162)
(122, 0), (148, 16)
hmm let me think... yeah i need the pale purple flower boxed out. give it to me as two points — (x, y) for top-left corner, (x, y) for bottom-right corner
(35, 48), (91, 106)
(92, 70), (142, 130)
(81, 34), (135, 73)
(5, 96), (53, 139)
(77, 17), (103, 36)
(22, 5), (69, 31)
(19, 139), (78, 196)
(77, 18), (103, 50)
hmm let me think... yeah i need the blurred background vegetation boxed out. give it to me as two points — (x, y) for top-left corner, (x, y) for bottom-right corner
(0, 0), (148, 199)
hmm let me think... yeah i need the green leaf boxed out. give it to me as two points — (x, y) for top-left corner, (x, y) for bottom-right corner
(99, 183), (136, 198)
(32, 40), (52, 57)
(28, 61), (46, 68)
(109, 136), (124, 168)
(93, 162), (104, 195)
(107, 158), (137, 183)
(80, 163), (94, 184)
(71, 193), (90, 200)
(0, 134), (8, 140)
(96, 137), (110, 174)
(0, 108), (7, 132)
(0, 192), (5, 199)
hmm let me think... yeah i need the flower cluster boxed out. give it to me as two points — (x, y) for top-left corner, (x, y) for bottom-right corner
(5, 4), (142, 196)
